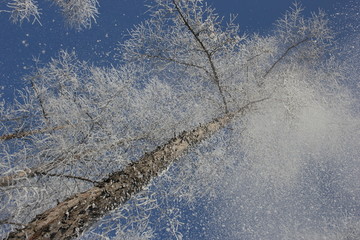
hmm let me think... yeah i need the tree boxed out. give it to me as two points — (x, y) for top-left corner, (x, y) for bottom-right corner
(1, 0), (359, 239)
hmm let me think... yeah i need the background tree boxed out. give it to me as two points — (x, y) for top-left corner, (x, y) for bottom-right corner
(1, 0), (359, 239)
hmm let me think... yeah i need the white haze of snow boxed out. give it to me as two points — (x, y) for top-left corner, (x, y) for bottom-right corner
(203, 3), (360, 240)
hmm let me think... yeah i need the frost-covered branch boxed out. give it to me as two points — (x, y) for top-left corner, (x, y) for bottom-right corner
(0, 221), (25, 227)
(263, 37), (310, 78)
(29, 76), (49, 121)
(260, 3), (333, 83)
(123, 0), (243, 114)
(52, 0), (99, 30)
(0, 125), (66, 141)
(38, 172), (100, 184)
(6, 0), (41, 24)
(2, 0), (99, 30)
(171, 0), (228, 113)
(0, 133), (149, 187)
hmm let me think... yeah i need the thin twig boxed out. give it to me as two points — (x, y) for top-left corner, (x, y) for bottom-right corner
(263, 38), (309, 78)
(0, 133), (149, 187)
(0, 220), (25, 227)
(36, 172), (100, 184)
(0, 125), (67, 141)
(0, 115), (30, 122)
(29, 76), (49, 121)
(139, 53), (212, 76)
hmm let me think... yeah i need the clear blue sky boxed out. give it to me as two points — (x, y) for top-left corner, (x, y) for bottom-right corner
(0, 0), (351, 102)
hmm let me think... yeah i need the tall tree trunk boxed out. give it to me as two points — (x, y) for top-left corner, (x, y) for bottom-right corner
(5, 108), (245, 240)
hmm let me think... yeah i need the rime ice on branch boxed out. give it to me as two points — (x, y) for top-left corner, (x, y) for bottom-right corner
(2, 0), (99, 29)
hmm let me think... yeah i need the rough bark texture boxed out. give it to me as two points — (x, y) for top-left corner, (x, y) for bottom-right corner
(5, 111), (238, 240)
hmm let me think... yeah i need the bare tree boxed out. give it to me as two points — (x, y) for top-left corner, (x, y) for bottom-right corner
(1, 1), (359, 239)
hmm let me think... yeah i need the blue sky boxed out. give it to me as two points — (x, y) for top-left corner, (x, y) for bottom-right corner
(0, 0), (351, 102)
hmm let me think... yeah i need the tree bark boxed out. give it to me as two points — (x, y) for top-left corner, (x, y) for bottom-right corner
(5, 110), (241, 240)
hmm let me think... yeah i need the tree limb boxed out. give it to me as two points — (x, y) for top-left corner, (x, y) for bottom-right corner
(36, 172), (100, 184)
(29, 76), (49, 122)
(0, 134), (148, 187)
(172, 0), (229, 113)
(0, 221), (25, 227)
(263, 37), (309, 79)
(139, 53), (212, 77)
(0, 125), (67, 141)
(0, 115), (30, 122)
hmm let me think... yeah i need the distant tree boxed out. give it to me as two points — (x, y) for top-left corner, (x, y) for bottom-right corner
(1, 0), (359, 239)
(1, 0), (99, 30)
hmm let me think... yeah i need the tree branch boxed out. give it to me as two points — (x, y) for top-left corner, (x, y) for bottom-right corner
(139, 53), (212, 77)
(36, 172), (100, 184)
(0, 125), (67, 141)
(29, 76), (49, 121)
(263, 37), (309, 79)
(0, 115), (30, 122)
(0, 220), (25, 227)
(172, 0), (229, 113)
(0, 134), (148, 187)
